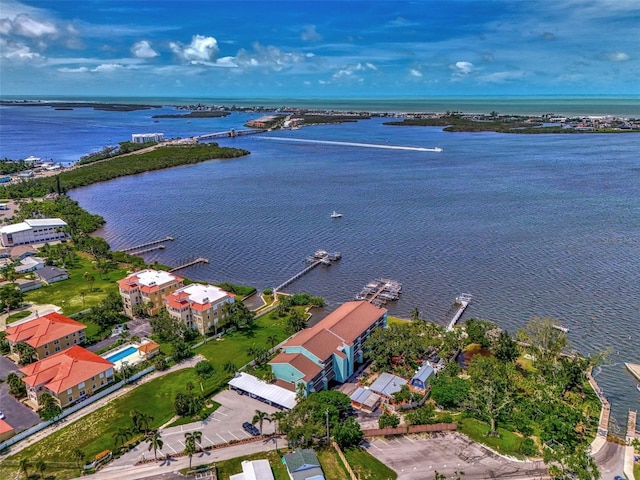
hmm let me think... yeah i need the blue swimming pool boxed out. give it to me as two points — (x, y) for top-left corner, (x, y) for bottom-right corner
(106, 346), (137, 363)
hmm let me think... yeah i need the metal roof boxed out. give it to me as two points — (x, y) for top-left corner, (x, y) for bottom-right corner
(368, 372), (407, 397)
(411, 362), (435, 384)
(228, 372), (296, 410)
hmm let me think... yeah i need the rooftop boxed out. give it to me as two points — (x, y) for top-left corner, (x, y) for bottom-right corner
(368, 372), (407, 397)
(6, 312), (86, 348)
(118, 269), (183, 292)
(20, 345), (114, 393)
(228, 372), (296, 410)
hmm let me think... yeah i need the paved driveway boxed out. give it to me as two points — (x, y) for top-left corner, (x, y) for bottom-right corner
(363, 432), (548, 480)
(0, 383), (40, 432)
(112, 389), (280, 465)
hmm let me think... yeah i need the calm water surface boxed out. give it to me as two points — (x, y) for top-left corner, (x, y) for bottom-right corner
(1, 104), (638, 429)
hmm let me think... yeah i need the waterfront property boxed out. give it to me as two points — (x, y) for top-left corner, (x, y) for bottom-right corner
(19, 345), (115, 408)
(131, 132), (164, 143)
(269, 300), (387, 394)
(0, 218), (68, 247)
(5, 312), (86, 361)
(368, 372), (407, 400)
(165, 282), (235, 335)
(118, 269), (184, 317)
(410, 361), (435, 391)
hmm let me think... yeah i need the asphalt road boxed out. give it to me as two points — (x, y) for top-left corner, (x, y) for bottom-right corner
(363, 432), (549, 480)
(594, 440), (626, 479)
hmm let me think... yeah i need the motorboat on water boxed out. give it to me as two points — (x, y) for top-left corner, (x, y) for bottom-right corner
(330, 211), (343, 218)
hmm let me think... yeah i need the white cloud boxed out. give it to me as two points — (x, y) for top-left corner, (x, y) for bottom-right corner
(607, 52), (629, 62)
(301, 25), (321, 42)
(170, 35), (219, 64)
(234, 42), (306, 71)
(478, 70), (526, 83)
(131, 40), (158, 59)
(452, 61), (474, 75)
(9, 13), (57, 38)
(409, 68), (423, 77)
(332, 62), (376, 79)
(91, 63), (124, 72)
(0, 38), (45, 62)
(58, 66), (88, 73)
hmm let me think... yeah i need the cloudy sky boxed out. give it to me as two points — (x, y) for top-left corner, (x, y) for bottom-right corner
(1, 0), (638, 98)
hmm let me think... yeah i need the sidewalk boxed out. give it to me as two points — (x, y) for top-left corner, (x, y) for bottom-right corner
(5, 354), (204, 456)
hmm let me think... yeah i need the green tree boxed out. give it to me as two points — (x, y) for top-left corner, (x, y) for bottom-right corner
(267, 335), (279, 349)
(194, 360), (215, 379)
(19, 458), (30, 479)
(493, 330), (520, 363)
(410, 307), (421, 321)
(333, 416), (363, 448)
(83, 271), (95, 292)
(34, 460), (46, 480)
(112, 426), (131, 449)
(38, 392), (62, 421)
(543, 443), (600, 480)
(184, 430), (202, 469)
(130, 409), (153, 434)
(72, 448), (85, 469)
(7, 372), (27, 398)
(430, 375), (470, 409)
(271, 410), (288, 434)
(378, 412), (401, 428)
(464, 318), (497, 347)
(146, 430), (164, 461)
(465, 356), (514, 436)
(14, 342), (37, 365)
(223, 360), (237, 374)
(517, 317), (567, 372)
(0, 331), (9, 355)
(286, 309), (307, 334)
(252, 410), (272, 435)
(0, 283), (24, 314)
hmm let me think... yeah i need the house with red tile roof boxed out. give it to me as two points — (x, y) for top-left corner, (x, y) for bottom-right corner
(118, 269), (184, 317)
(269, 301), (387, 395)
(20, 345), (115, 408)
(165, 283), (235, 335)
(5, 312), (86, 361)
(0, 419), (16, 442)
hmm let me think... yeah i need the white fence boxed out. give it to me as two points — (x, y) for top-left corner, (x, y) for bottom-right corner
(0, 366), (154, 452)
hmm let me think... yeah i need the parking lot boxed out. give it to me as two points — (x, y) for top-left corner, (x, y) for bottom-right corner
(112, 389), (280, 465)
(363, 432), (548, 480)
(0, 356), (40, 432)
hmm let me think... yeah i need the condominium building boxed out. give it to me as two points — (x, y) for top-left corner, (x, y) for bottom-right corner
(20, 345), (115, 408)
(131, 133), (164, 143)
(118, 269), (184, 317)
(165, 283), (235, 335)
(269, 301), (387, 395)
(0, 218), (68, 247)
(5, 312), (87, 361)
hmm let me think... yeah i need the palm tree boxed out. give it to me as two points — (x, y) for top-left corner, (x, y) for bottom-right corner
(34, 460), (46, 480)
(146, 430), (163, 461)
(252, 410), (272, 435)
(266, 335), (279, 350)
(112, 426), (131, 449)
(223, 361), (237, 374)
(271, 411), (288, 434)
(19, 458), (30, 479)
(130, 409), (153, 434)
(72, 448), (85, 469)
(410, 307), (420, 322)
(184, 430), (202, 469)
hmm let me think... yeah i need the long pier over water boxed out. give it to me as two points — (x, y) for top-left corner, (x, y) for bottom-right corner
(273, 250), (341, 294)
(122, 236), (174, 252)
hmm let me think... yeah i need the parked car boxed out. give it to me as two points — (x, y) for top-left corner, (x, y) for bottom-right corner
(0, 411), (5, 420)
(242, 421), (260, 436)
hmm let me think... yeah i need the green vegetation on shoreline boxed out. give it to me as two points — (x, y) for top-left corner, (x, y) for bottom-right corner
(152, 111), (230, 118)
(0, 143), (250, 198)
(0, 100), (158, 112)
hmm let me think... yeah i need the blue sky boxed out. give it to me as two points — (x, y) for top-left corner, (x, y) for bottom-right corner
(1, 0), (638, 98)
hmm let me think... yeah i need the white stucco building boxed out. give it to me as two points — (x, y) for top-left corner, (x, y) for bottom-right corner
(165, 283), (235, 335)
(0, 218), (68, 247)
(131, 133), (164, 143)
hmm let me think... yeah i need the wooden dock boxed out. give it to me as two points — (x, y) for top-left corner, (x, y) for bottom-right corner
(169, 257), (209, 273)
(273, 250), (341, 294)
(587, 367), (611, 438)
(355, 279), (402, 307)
(446, 293), (472, 331)
(626, 410), (637, 442)
(122, 236), (174, 252)
(129, 245), (165, 255)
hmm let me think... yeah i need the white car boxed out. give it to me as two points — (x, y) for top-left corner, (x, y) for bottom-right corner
(0, 411), (5, 420)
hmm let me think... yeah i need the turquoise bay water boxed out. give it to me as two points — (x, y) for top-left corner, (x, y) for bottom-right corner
(1, 99), (638, 430)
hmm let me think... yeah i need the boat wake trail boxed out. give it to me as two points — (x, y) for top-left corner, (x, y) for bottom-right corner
(258, 136), (443, 152)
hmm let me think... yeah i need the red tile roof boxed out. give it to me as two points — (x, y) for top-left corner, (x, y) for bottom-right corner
(281, 301), (386, 360)
(20, 345), (114, 394)
(0, 419), (15, 435)
(6, 312), (86, 348)
(270, 352), (323, 381)
(138, 341), (160, 353)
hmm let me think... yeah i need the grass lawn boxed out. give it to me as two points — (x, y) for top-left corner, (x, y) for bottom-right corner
(343, 447), (398, 480)
(633, 461), (639, 480)
(458, 417), (524, 458)
(213, 450), (290, 480)
(317, 448), (350, 480)
(24, 255), (129, 315)
(6, 310), (31, 323)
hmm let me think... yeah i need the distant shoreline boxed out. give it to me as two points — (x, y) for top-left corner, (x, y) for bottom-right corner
(1, 95), (639, 118)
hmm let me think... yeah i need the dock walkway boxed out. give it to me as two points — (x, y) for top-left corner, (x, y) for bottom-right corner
(273, 250), (340, 294)
(446, 293), (472, 331)
(122, 236), (174, 253)
(625, 362), (640, 382)
(169, 257), (209, 273)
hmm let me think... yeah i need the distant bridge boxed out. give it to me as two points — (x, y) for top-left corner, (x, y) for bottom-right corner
(193, 129), (266, 141)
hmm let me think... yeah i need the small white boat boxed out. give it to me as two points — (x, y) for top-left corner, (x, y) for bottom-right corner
(330, 211), (343, 218)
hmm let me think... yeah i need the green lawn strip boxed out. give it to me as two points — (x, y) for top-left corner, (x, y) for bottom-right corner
(23, 256), (128, 315)
(316, 448), (350, 480)
(166, 400), (221, 428)
(6, 310), (31, 323)
(343, 447), (398, 480)
(387, 315), (410, 325)
(212, 450), (290, 480)
(633, 460), (639, 480)
(458, 417), (523, 458)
